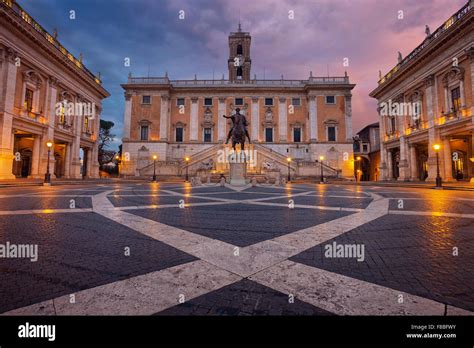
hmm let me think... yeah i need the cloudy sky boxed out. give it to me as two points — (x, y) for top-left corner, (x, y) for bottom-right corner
(20, 0), (467, 148)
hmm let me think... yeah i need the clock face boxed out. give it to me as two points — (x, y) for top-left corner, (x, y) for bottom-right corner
(234, 56), (244, 67)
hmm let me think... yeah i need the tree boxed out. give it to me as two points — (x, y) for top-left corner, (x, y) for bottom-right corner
(98, 119), (116, 170)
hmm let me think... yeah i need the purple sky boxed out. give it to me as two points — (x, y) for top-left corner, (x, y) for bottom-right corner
(20, 0), (468, 147)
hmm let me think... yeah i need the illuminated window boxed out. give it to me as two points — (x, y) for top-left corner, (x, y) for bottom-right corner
(24, 88), (33, 112)
(84, 117), (89, 132)
(451, 87), (461, 112)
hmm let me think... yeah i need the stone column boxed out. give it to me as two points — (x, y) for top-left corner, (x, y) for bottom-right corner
(70, 95), (82, 179)
(30, 135), (41, 178)
(460, 80), (466, 108)
(425, 75), (439, 181)
(123, 92), (132, 140)
(345, 94), (353, 141)
(378, 107), (388, 181)
(470, 133), (474, 182)
(86, 147), (93, 178)
(190, 97), (198, 141)
(278, 97), (287, 142)
(443, 138), (453, 181)
(409, 145), (418, 181)
(308, 96), (317, 142)
(251, 97), (259, 142)
(398, 135), (409, 181)
(218, 97), (226, 142)
(42, 78), (58, 177)
(64, 143), (71, 178)
(0, 47), (17, 179)
(90, 108), (100, 178)
(159, 95), (169, 141)
(387, 149), (393, 180)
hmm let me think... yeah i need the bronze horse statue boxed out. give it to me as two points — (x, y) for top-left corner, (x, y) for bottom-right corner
(223, 108), (251, 152)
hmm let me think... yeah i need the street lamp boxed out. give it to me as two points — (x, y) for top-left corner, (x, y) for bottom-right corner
(287, 157), (292, 182)
(355, 156), (362, 182)
(319, 155), (325, 184)
(433, 144), (442, 188)
(152, 155), (157, 182)
(185, 157), (190, 182)
(115, 155), (120, 176)
(44, 140), (53, 185)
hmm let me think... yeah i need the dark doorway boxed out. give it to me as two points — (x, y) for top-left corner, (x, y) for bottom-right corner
(20, 151), (31, 178)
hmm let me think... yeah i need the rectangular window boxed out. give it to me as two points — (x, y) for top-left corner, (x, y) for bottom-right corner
(176, 127), (183, 142)
(265, 98), (273, 106)
(328, 126), (336, 141)
(204, 98), (213, 106)
(140, 125), (149, 141)
(293, 128), (301, 142)
(176, 98), (185, 106)
(291, 98), (301, 106)
(265, 128), (273, 142)
(24, 88), (33, 112)
(84, 116), (89, 132)
(390, 117), (396, 132)
(363, 144), (368, 153)
(142, 95), (151, 104)
(235, 98), (244, 106)
(204, 128), (212, 142)
(451, 87), (461, 112)
(325, 95), (336, 104)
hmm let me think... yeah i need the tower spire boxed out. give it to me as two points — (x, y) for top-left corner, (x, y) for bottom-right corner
(238, 10), (241, 32)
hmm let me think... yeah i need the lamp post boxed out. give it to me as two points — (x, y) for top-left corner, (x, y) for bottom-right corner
(44, 140), (53, 185)
(356, 156), (361, 182)
(319, 155), (324, 184)
(433, 144), (442, 188)
(185, 157), (190, 182)
(115, 155), (120, 176)
(152, 155), (157, 182)
(287, 157), (292, 182)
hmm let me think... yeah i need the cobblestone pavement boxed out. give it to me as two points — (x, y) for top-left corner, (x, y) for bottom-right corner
(0, 182), (473, 316)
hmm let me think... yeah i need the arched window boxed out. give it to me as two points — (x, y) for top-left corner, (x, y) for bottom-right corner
(237, 44), (243, 55)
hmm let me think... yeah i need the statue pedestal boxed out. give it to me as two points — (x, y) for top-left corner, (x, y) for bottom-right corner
(229, 162), (247, 186)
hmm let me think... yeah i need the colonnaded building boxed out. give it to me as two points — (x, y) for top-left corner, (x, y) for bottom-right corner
(370, 0), (474, 182)
(121, 26), (355, 180)
(0, 0), (109, 180)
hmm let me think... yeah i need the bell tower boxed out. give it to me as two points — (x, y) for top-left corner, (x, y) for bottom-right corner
(228, 23), (251, 82)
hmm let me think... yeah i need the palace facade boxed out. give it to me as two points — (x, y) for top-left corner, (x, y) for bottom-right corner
(121, 26), (356, 180)
(0, 0), (109, 180)
(370, 0), (474, 182)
